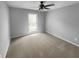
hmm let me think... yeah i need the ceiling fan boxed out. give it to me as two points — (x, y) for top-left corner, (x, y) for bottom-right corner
(39, 1), (55, 10)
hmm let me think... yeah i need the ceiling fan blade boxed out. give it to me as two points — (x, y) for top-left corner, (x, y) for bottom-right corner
(45, 4), (55, 7)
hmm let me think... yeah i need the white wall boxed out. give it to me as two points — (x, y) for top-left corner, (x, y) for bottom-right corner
(9, 7), (45, 38)
(46, 3), (79, 46)
(0, 2), (10, 57)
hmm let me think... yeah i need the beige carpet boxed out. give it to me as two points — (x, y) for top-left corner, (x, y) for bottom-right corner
(6, 33), (79, 58)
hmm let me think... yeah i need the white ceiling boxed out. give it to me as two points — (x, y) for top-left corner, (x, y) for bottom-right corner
(6, 1), (79, 11)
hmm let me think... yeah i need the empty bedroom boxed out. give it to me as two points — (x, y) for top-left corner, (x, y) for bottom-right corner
(0, 0), (79, 58)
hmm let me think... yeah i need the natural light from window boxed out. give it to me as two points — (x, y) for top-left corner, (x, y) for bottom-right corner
(28, 13), (38, 33)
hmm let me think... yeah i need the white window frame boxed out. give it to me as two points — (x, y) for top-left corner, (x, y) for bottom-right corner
(28, 13), (38, 34)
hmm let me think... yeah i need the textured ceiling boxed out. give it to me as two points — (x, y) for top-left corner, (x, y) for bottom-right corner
(6, 1), (79, 11)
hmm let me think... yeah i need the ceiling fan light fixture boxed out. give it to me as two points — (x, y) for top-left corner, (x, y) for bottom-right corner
(39, 9), (48, 12)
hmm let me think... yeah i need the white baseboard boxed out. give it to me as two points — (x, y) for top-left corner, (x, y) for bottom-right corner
(11, 32), (45, 39)
(46, 31), (79, 47)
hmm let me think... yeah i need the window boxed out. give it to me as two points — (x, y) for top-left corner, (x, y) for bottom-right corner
(28, 13), (38, 33)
